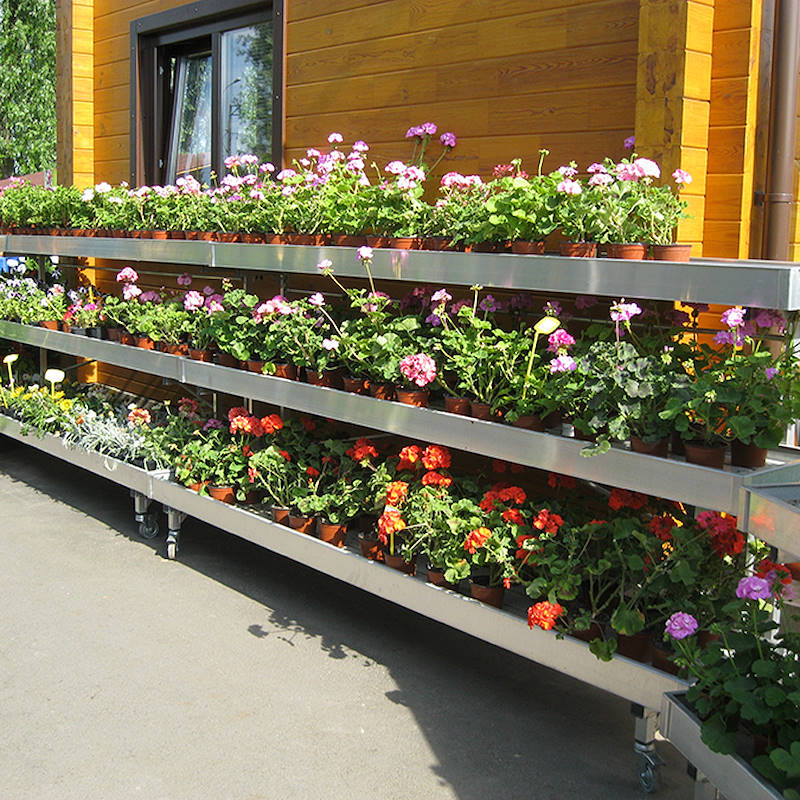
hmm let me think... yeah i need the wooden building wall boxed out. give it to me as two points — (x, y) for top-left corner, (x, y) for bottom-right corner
(703, 0), (762, 259)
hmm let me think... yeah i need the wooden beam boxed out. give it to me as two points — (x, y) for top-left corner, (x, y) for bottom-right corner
(634, 0), (715, 255)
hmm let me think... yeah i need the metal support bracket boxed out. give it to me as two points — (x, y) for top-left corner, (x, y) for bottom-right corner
(632, 703), (664, 793)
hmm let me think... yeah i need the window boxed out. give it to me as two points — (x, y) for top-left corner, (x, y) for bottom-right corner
(131, 0), (283, 186)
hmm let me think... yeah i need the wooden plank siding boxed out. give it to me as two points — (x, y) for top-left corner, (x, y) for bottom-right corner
(703, 0), (762, 259)
(285, 0), (639, 179)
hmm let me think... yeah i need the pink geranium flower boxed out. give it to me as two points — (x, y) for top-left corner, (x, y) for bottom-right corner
(399, 353), (437, 387)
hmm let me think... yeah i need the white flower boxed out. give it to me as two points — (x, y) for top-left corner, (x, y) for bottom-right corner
(81, 188), (95, 202)
(94, 181), (112, 193)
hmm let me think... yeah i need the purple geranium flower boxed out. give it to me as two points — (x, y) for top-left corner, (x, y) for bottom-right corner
(665, 612), (698, 640)
(549, 355), (577, 373)
(736, 576), (772, 600)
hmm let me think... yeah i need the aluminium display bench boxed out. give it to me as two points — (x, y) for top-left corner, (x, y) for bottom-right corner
(0, 412), (687, 794)
(3, 236), (800, 797)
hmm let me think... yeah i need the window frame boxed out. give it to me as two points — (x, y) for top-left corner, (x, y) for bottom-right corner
(130, 0), (283, 186)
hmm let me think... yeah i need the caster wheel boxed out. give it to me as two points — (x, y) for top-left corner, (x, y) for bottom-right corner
(138, 516), (159, 539)
(637, 756), (660, 793)
(166, 541), (178, 560)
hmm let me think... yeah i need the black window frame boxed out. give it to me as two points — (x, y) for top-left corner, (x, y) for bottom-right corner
(130, 0), (283, 186)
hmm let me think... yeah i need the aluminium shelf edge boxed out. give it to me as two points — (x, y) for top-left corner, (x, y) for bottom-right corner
(2, 234), (800, 310)
(0, 320), (762, 514)
(0, 412), (686, 710)
(660, 693), (783, 800)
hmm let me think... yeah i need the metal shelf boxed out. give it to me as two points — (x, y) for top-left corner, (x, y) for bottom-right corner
(3, 234), (800, 309)
(0, 412), (686, 710)
(2, 319), (786, 514)
(660, 693), (782, 800)
(738, 462), (800, 554)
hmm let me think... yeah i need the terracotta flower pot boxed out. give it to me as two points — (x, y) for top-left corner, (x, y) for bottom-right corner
(684, 441), (727, 469)
(365, 234), (390, 248)
(512, 414), (546, 431)
(39, 320), (59, 330)
(651, 644), (680, 675)
(316, 519), (347, 548)
(329, 234), (367, 247)
(730, 440), (768, 469)
(630, 436), (669, 458)
(324, 367), (346, 389)
(569, 622), (605, 643)
(445, 396), (471, 416)
(208, 485), (235, 504)
(469, 578), (505, 608)
(214, 351), (239, 368)
(387, 236), (420, 250)
(426, 566), (458, 590)
(560, 241), (597, 258)
(246, 359), (265, 374)
(271, 506), (291, 526)
(511, 240), (545, 254)
(358, 533), (384, 561)
(615, 632), (653, 662)
(395, 387), (429, 407)
(605, 242), (647, 260)
(288, 513), (316, 535)
(189, 348), (213, 362)
(305, 369), (333, 387)
(107, 327), (122, 342)
(651, 243), (692, 262)
(342, 375), (368, 394)
(119, 332), (136, 346)
(382, 551), (417, 575)
(421, 236), (452, 251)
(272, 363), (298, 380)
(369, 382), (395, 401)
(469, 401), (491, 420)
(162, 342), (189, 356)
(151, 230), (168, 240)
(135, 336), (156, 350)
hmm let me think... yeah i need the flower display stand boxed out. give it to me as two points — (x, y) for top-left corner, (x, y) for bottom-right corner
(2, 235), (800, 798)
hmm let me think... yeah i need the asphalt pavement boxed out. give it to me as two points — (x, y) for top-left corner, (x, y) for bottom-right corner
(0, 438), (696, 799)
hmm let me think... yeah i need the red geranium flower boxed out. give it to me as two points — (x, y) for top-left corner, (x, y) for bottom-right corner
(346, 438), (378, 461)
(502, 508), (525, 526)
(531, 508), (563, 534)
(261, 413), (283, 434)
(377, 509), (406, 545)
(386, 481), (409, 506)
(463, 527), (491, 554)
(421, 444), (451, 470)
(608, 488), (648, 511)
(648, 514), (675, 541)
(421, 470), (452, 488)
(547, 472), (576, 490)
(306, 466), (320, 478)
(527, 601), (564, 631)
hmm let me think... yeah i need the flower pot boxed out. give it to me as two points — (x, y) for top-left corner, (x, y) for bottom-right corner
(382, 550), (417, 575)
(189, 348), (213, 362)
(288, 513), (316, 535)
(543, 410), (562, 429)
(316, 519), (347, 548)
(630, 436), (669, 458)
(208, 485), (235, 504)
(468, 240), (502, 253)
(151, 230), (168, 240)
(214, 351), (239, 368)
(671, 431), (686, 457)
(387, 236), (420, 250)
(187, 481), (207, 492)
(730, 440), (768, 469)
(324, 367), (346, 389)
(573, 426), (597, 443)
(421, 236), (452, 251)
(469, 578), (505, 609)
(369, 382), (395, 401)
(162, 342), (188, 355)
(395, 388), (429, 407)
(651, 243), (692, 262)
(39, 320), (59, 331)
(135, 335), (156, 350)
(119, 331), (136, 346)
(605, 242), (647, 260)
(365, 234), (390, 248)
(329, 234), (367, 247)
(559, 241), (597, 258)
(469, 401), (496, 420)
(305, 369), (333, 387)
(107, 327), (122, 342)
(342, 375), (368, 394)
(284, 233), (317, 246)
(358, 532), (384, 561)
(271, 506), (291, 526)
(272, 363), (298, 380)
(512, 414), (546, 431)
(786, 563), (800, 581)
(86, 326), (105, 339)
(615, 632), (652, 662)
(651, 644), (680, 675)
(246, 359), (265, 374)
(511, 240), (545, 254)
(445, 396), (471, 416)
(426, 566), (458, 590)
(70, 326), (88, 336)
(684, 440), (727, 469)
